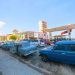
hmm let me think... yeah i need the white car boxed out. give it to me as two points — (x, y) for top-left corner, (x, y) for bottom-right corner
(30, 39), (45, 47)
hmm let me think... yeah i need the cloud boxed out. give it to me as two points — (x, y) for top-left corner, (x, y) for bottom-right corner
(0, 21), (6, 29)
(0, 21), (6, 35)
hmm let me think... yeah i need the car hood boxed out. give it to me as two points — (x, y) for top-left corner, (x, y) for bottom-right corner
(41, 46), (52, 51)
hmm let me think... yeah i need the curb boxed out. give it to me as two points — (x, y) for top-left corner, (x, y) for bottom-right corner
(10, 53), (52, 75)
(1, 49), (52, 75)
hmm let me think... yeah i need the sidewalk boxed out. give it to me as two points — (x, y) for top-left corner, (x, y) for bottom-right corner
(0, 49), (42, 75)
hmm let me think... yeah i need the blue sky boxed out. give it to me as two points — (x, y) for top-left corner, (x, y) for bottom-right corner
(0, 0), (75, 37)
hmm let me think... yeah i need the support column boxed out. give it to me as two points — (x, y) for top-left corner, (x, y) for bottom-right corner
(68, 32), (71, 40)
(47, 32), (52, 40)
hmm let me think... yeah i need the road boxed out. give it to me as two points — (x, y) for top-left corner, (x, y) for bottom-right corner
(0, 46), (75, 75)
(21, 47), (75, 75)
(0, 49), (43, 75)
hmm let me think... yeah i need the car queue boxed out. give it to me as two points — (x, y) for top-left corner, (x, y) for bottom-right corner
(0, 40), (75, 65)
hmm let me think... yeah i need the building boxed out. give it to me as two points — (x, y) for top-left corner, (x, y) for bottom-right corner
(17, 31), (34, 40)
(0, 36), (7, 41)
(0, 21), (74, 41)
(39, 21), (47, 33)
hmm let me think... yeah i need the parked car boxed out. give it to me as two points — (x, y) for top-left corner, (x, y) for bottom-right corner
(30, 40), (39, 46)
(10, 41), (37, 56)
(30, 39), (45, 47)
(39, 40), (75, 64)
(38, 39), (45, 47)
(44, 40), (52, 45)
(0, 41), (4, 48)
(1, 41), (15, 50)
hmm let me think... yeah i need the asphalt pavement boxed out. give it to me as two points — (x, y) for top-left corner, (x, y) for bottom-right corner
(0, 49), (43, 75)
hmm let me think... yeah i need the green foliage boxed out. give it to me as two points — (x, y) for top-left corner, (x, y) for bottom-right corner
(9, 35), (17, 40)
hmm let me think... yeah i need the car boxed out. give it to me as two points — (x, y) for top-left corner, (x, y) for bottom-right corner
(39, 40), (75, 64)
(30, 39), (45, 47)
(10, 41), (37, 56)
(0, 41), (4, 48)
(37, 39), (45, 47)
(1, 41), (15, 50)
(44, 40), (52, 45)
(30, 40), (39, 46)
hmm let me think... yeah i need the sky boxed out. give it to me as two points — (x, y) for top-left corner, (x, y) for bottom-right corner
(0, 0), (75, 37)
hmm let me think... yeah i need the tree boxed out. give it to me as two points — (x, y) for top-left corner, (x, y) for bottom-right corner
(9, 35), (17, 41)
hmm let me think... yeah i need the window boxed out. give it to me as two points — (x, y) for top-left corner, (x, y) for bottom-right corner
(53, 45), (66, 51)
(67, 45), (75, 51)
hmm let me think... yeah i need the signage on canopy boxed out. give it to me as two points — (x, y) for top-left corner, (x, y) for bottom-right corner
(61, 31), (67, 35)
(64, 25), (72, 33)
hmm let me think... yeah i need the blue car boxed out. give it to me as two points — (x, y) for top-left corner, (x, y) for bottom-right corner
(1, 41), (15, 50)
(39, 40), (75, 64)
(10, 41), (37, 56)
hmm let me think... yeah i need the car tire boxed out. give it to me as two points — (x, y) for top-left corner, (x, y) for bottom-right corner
(41, 55), (48, 62)
(19, 52), (22, 57)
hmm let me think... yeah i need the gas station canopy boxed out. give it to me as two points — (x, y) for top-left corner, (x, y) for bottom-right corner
(46, 24), (75, 32)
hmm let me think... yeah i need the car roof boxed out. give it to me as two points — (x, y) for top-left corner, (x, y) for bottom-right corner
(17, 41), (29, 44)
(55, 40), (75, 45)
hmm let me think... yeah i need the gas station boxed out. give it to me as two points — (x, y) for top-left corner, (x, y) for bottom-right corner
(45, 24), (75, 40)
(0, 21), (75, 41)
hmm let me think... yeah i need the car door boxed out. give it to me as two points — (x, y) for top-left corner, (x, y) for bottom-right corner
(64, 45), (75, 64)
(50, 44), (67, 62)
